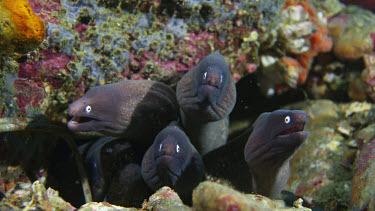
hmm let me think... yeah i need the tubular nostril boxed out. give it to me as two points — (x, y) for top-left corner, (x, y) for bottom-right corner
(208, 77), (219, 86)
(161, 142), (175, 155)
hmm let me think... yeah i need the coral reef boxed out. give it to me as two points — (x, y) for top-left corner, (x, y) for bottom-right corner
(0, 180), (75, 210)
(351, 135), (375, 210)
(284, 100), (375, 210)
(0, 0), (45, 55)
(192, 181), (311, 210)
(328, 6), (375, 60)
(142, 186), (191, 210)
(258, 0), (333, 96)
(0, 0), (345, 118)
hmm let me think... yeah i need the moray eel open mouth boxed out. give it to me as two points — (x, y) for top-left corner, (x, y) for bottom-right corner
(70, 116), (96, 123)
(68, 116), (101, 132)
(279, 121), (306, 136)
(156, 155), (180, 184)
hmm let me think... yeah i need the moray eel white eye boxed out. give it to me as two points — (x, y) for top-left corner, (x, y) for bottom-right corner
(159, 144), (162, 152)
(85, 105), (91, 113)
(220, 74), (223, 83)
(203, 72), (207, 79)
(176, 144), (180, 153)
(284, 116), (290, 124)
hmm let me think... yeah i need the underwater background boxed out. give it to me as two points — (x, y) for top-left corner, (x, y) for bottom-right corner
(1, 0), (375, 210)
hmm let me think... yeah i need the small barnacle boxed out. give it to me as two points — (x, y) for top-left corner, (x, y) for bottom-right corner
(182, 56), (191, 65)
(101, 34), (113, 45)
(149, 40), (160, 51)
(51, 29), (61, 40)
(134, 49), (146, 60)
(78, 7), (91, 24)
(86, 27), (99, 38)
(100, 22), (110, 31)
(151, 22), (164, 34)
(74, 40), (82, 51)
(95, 56), (110, 68)
(131, 28), (141, 39)
(59, 7), (67, 16)
(67, 62), (78, 73)
(112, 48), (123, 59)
(174, 53), (182, 61)
(130, 61), (139, 71)
(164, 33), (174, 43)
(144, 61), (155, 73)
(113, 8), (122, 17)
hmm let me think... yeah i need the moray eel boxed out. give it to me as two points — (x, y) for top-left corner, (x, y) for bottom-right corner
(82, 136), (116, 202)
(82, 136), (148, 203)
(141, 121), (205, 204)
(176, 51), (236, 155)
(203, 109), (308, 197)
(244, 109), (309, 198)
(67, 80), (179, 145)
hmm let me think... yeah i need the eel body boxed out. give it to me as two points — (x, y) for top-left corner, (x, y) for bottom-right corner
(67, 80), (179, 146)
(244, 109), (309, 198)
(80, 137), (147, 202)
(141, 121), (205, 203)
(81, 136), (116, 202)
(176, 51), (236, 155)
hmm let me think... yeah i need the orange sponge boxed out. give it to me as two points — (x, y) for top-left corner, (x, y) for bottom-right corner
(0, 0), (45, 54)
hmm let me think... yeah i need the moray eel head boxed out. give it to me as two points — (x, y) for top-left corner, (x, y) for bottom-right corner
(67, 85), (122, 135)
(245, 110), (309, 168)
(176, 51), (236, 121)
(197, 66), (224, 105)
(153, 126), (190, 186)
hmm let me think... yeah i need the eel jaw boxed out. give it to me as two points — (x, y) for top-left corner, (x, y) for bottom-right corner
(156, 155), (181, 186)
(67, 115), (101, 132)
(278, 121), (306, 137)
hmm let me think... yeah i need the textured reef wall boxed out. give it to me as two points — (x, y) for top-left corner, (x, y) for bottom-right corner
(2, 0), (375, 120)
(0, 0), (350, 119)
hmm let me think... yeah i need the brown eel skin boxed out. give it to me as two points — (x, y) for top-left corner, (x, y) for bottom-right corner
(176, 51), (237, 155)
(67, 80), (179, 146)
(204, 109), (309, 198)
(141, 121), (205, 204)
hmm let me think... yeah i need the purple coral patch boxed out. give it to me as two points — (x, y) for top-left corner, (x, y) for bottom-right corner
(13, 79), (45, 114)
(18, 50), (73, 88)
(28, 0), (61, 24)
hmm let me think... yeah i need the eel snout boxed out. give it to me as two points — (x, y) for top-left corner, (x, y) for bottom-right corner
(278, 112), (308, 136)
